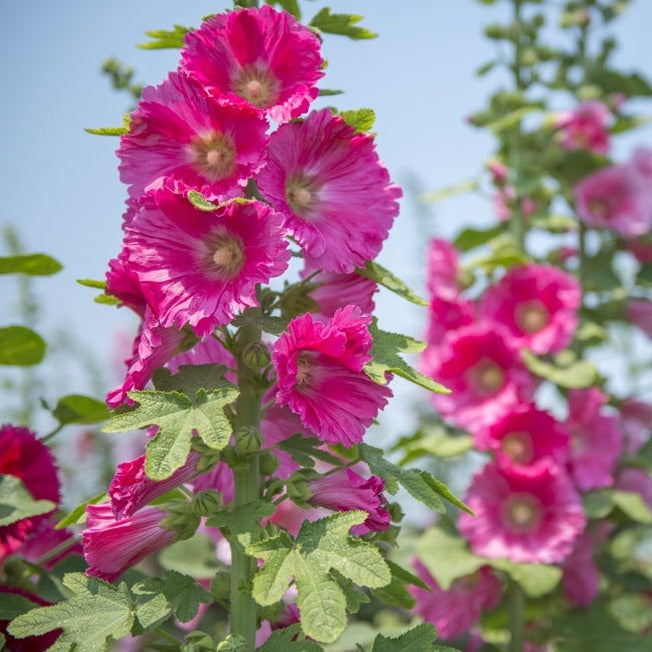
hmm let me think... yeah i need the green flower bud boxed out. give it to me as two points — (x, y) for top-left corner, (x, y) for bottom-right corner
(286, 470), (317, 505)
(216, 635), (248, 652)
(192, 489), (223, 517)
(159, 502), (201, 540)
(235, 425), (263, 454)
(259, 450), (280, 476)
(242, 342), (271, 370)
(387, 501), (404, 523)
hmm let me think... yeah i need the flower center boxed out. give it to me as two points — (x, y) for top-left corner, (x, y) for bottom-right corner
(469, 359), (505, 397)
(232, 65), (280, 109)
(501, 431), (534, 464)
(211, 236), (244, 279)
(589, 198), (609, 218)
(515, 300), (549, 334)
(504, 495), (543, 532)
(191, 133), (236, 182)
(295, 355), (315, 387)
(286, 176), (319, 218)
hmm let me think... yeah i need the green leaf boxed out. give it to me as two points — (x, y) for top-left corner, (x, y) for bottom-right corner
(232, 312), (288, 336)
(421, 178), (479, 203)
(56, 492), (107, 529)
(583, 490), (614, 519)
(207, 501), (277, 547)
(247, 511), (390, 644)
(84, 125), (128, 136)
(394, 426), (473, 464)
(371, 560), (427, 609)
(309, 8), (377, 40)
(138, 24), (191, 49)
(77, 278), (107, 289)
(521, 349), (597, 388)
(453, 224), (503, 251)
(488, 558), (561, 598)
(0, 474), (55, 527)
(53, 394), (110, 425)
(0, 253), (62, 276)
(551, 149), (607, 186)
(609, 594), (652, 633)
(338, 108), (375, 133)
(372, 623), (437, 652)
(8, 573), (134, 652)
(152, 364), (232, 395)
(318, 88), (344, 97)
(360, 444), (470, 514)
(475, 60), (497, 77)
(132, 570), (213, 629)
(265, 0), (301, 20)
(159, 534), (225, 579)
(0, 589), (40, 620)
(94, 293), (121, 306)
(258, 624), (324, 651)
(364, 321), (449, 394)
(103, 385), (239, 480)
(0, 325), (46, 366)
(277, 434), (344, 468)
(611, 490), (652, 524)
(357, 260), (428, 306)
(188, 189), (220, 211)
(486, 106), (540, 133)
(586, 68), (652, 98)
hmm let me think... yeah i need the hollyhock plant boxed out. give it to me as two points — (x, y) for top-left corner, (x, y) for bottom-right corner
(556, 101), (611, 154)
(272, 305), (392, 446)
(410, 560), (501, 641)
(118, 71), (268, 201)
(257, 108), (401, 272)
(180, 5), (324, 123)
(480, 263), (581, 355)
(427, 324), (534, 434)
(123, 186), (290, 337)
(303, 267), (378, 319)
(426, 238), (463, 300)
(458, 462), (586, 564)
(565, 387), (622, 492)
(626, 298), (652, 339)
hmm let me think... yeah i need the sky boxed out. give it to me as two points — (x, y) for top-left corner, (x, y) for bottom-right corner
(1, 0), (651, 435)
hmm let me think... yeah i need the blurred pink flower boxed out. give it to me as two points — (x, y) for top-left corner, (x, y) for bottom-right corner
(556, 101), (611, 154)
(616, 468), (652, 509)
(619, 398), (652, 454)
(626, 298), (652, 339)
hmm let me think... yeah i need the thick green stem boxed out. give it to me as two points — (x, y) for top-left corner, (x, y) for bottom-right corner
(507, 582), (525, 652)
(229, 318), (263, 649)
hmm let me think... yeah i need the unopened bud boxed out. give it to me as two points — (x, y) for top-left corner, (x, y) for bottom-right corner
(259, 451), (280, 476)
(235, 425), (263, 455)
(192, 489), (223, 517)
(160, 505), (200, 541)
(242, 342), (271, 370)
(287, 470), (317, 505)
(216, 635), (248, 652)
(387, 502), (404, 523)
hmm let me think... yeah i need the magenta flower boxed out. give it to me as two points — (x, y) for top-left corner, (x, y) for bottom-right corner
(105, 250), (147, 317)
(306, 468), (391, 536)
(303, 267), (378, 319)
(626, 298), (652, 339)
(574, 163), (652, 237)
(619, 398), (652, 454)
(458, 462), (586, 564)
(124, 187), (290, 337)
(272, 305), (392, 447)
(429, 324), (534, 434)
(410, 561), (501, 641)
(477, 403), (569, 471)
(561, 529), (602, 607)
(426, 238), (463, 301)
(616, 468), (652, 509)
(0, 425), (60, 564)
(180, 6), (323, 123)
(83, 504), (177, 582)
(424, 295), (475, 350)
(118, 72), (268, 201)
(565, 387), (622, 491)
(257, 108), (401, 272)
(631, 146), (652, 180)
(556, 101), (611, 154)
(480, 263), (581, 355)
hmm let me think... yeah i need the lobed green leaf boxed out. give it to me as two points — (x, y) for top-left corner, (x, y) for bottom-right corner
(372, 623), (437, 652)
(53, 394), (110, 425)
(357, 260), (428, 306)
(138, 24), (191, 49)
(309, 8), (377, 40)
(339, 108), (376, 133)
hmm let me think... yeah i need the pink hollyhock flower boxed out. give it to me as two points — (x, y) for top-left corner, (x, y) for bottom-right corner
(124, 187), (290, 337)
(632, 146), (652, 180)
(180, 6), (323, 123)
(574, 163), (652, 237)
(257, 108), (401, 272)
(192, 461), (234, 504)
(626, 298), (652, 339)
(428, 324), (534, 434)
(0, 425), (60, 563)
(426, 238), (463, 300)
(477, 403), (569, 470)
(109, 452), (200, 520)
(106, 250), (147, 317)
(556, 101), (611, 154)
(619, 398), (652, 454)
(272, 306), (392, 447)
(492, 186), (537, 223)
(11, 520), (81, 569)
(625, 238), (652, 264)
(270, 499), (321, 537)
(480, 263), (581, 355)
(487, 159), (508, 185)
(118, 72), (268, 201)
(561, 529), (604, 607)
(616, 468), (652, 509)
(410, 560), (501, 641)
(83, 504), (177, 582)
(458, 462), (586, 564)
(565, 387), (622, 491)
(306, 468), (390, 536)
(303, 267), (377, 318)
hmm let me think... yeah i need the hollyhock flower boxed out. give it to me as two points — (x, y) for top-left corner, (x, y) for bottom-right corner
(272, 306), (392, 446)
(565, 387), (622, 491)
(303, 268), (377, 319)
(118, 72), (268, 201)
(83, 504), (177, 582)
(616, 468), (652, 509)
(561, 529), (604, 607)
(257, 108), (401, 272)
(0, 425), (60, 563)
(556, 101), (611, 154)
(425, 295), (475, 349)
(426, 238), (463, 301)
(458, 462), (586, 564)
(574, 163), (652, 237)
(124, 187), (290, 337)
(626, 298), (652, 339)
(428, 324), (534, 434)
(410, 560), (501, 641)
(480, 263), (581, 355)
(305, 468), (390, 536)
(181, 6), (323, 123)
(106, 250), (147, 317)
(632, 146), (652, 180)
(492, 186), (537, 223)
(477, 403), (569, 470)
(619, 398), (652, 454)
(487, 159), (508, 185)
(270, 499), (321, 537)
(625, 238), (652, 264)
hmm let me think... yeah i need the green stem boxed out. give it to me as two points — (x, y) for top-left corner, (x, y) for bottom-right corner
(229, 315), (263, 650)
(507, 582), (525, 652)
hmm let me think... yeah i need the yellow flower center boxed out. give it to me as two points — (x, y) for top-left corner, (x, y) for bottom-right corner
(211, 236), (244, 279)
(470, 359), (505, 396)
(232, 65), (280, 109)
(286, 176), (318, 218)
(191, 132), (236, 182)
(505, 495), (542, 531)
(501, 431), (534, 464)
(515, 300), (549, 334)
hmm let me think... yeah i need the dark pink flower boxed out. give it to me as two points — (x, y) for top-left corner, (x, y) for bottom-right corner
(625, 238), (652, 264)
(106, 250), (147, 317)
(11, 520), (80, 569)
(124, 187), (290, 336)
(556, 101), (611, 154)
(426, 238), (463, 301)
(272, 306), (392, 447)
(257, 108), (401, 272)
(619, 398), (652, 454)
(306, 468), (390, 535)
(477, 403), (569, 470)
(411, 561), (501, 641)
(458, 462), (586, 564)
(480, 263), (581, 355)
(574, 164), (652, 237)
(561, 529), (604, 607)
(565, 387), (622, 491)
(83, 504), (177, 582)
(616, 468), (652, 509)
(0, 425), (60, 563)
(303, 267), (377, 319)
(632, 146), (652, 180)
(429, 324), (534, 435)
(487, 159), (508, 185)
(180, 6), (323, 123)
(626, 298), (652, 339)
